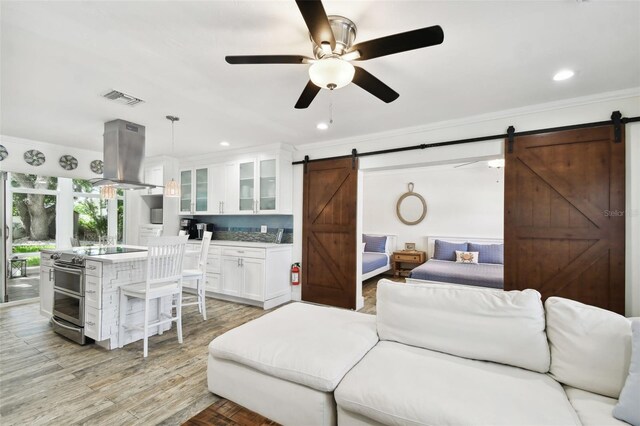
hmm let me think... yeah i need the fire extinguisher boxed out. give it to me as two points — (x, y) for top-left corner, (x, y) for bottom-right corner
(291, 263), (301, 286)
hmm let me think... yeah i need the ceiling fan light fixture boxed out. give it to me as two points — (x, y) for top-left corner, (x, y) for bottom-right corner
(309, 58), (355, 90)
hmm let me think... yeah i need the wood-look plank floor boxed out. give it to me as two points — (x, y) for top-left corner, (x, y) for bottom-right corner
(0, 277), (384, 425)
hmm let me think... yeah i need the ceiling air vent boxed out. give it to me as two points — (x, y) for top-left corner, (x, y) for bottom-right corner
(102, 90), (145, 106)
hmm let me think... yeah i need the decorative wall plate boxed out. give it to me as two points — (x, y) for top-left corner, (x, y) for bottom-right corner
(24, 149), (46, 166)
(90, 159), (104, 174)
(0, 145), (7, 161)
(59, 155), (78, 170)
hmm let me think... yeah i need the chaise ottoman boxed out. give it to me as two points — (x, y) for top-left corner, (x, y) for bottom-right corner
(207, 302), (378, 426)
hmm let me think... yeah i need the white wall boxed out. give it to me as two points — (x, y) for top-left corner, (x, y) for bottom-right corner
(0, 135), (102, 179)
(363, 165), (504, 252)
(291, 90), (640, 316)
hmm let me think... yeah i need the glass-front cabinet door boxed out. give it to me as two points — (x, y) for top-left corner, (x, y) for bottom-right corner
(238, 161), (255, 212)
(259, 159), (276, 211)
(180, 170), (192, 213)
(194, 167), (208, 213)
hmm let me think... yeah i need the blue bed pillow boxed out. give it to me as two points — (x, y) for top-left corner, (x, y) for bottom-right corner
(468, 243), (504, 264)
(433, 240), (468, 261)
(363, 235), (387, 253)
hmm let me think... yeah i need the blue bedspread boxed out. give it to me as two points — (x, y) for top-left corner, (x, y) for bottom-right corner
(409, 259), (503, 289)
(363, 252), (389, 274)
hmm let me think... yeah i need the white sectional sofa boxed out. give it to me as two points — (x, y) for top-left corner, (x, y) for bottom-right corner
(208, 279), (636, 425)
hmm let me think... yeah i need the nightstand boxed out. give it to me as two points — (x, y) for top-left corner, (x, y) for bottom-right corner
(392, 250), (427, 277)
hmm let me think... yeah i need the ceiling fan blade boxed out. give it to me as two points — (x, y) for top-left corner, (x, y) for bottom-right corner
(225, 55), (311, 65)
(295, 0), (336, 50)
(348, 25), (444, 61)
(295, 80), (321, 109)
(352, 67), (399, 103)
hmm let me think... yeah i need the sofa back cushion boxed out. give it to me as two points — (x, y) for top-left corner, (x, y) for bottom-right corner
(545, 297), (632, 399)
(376, 279), (550, 373)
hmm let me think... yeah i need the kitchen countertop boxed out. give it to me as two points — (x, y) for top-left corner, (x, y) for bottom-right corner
(189, 240), (293, 249)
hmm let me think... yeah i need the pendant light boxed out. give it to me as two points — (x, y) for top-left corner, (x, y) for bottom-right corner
(164, 115), (180, 197)
(99, 184), (116, 200)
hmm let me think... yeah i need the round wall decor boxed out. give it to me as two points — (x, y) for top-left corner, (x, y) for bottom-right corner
(59, 155), (78, 170)
(90, 160), (104, 174)
(0, 145), (7, 161)
(24, 149), (46, 166)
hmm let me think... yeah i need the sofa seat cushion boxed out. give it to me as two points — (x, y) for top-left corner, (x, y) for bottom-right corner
(209, 302), (378, 392)
(335, 341), (581, 426)
(564, 386), (627, 426)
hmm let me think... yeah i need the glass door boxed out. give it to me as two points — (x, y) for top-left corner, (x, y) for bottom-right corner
(259, 159), (276, 211)
(180, 170), (192, 213)
(238, 161), (255, 212)
(194, 168), (208, 213)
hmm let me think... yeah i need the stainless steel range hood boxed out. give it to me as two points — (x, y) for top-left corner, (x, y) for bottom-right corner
(92, 119), (157, 190)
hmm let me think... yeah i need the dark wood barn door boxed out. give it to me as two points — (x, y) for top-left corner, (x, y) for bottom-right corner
(505, 125), (625, 313)
(302, 157), (358, 309)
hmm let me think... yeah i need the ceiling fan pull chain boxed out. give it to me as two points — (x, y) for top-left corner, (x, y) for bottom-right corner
(329, 91), (334, 125)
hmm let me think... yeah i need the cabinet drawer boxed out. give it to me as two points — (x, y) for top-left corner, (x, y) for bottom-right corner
(393, 254), (421, 262)
(209, 246), (221, 255)
(85, 275), (102, 309)
(221, 247), (265, 259)
(85, 261), (102, 277)
(84, 306), (101, 340)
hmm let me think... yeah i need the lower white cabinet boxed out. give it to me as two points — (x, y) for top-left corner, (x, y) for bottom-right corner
(184, 242), (291, 309)
(39, 256), (54, 318)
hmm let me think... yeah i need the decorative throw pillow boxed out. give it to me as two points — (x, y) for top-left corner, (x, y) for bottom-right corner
(363, 235), (387, 253)
(455, 250), (479, 264)
(468, 243), (504, 264)
(433, 240), (468, 261)
(361, 243), (366, 253)
(613, 320), (640, 425)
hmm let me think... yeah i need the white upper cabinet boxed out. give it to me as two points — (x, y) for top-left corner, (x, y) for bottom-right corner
(143, 165), (164, 195)
(178, 147), (292, 216)
(179, 167), (209, 214)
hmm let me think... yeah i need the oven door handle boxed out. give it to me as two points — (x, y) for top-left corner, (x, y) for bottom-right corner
(51, 316), (81, 331)
(53, 264), (83, 275)
(53, 286), (83, 299)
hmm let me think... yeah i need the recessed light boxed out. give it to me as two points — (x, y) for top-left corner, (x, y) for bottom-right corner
(316, 122), (329, 130)
(220, 141), (230, 147)
(553, 69), (575, 81)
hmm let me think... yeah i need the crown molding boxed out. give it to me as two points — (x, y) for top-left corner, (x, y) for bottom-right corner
(294, 87), (640, 153)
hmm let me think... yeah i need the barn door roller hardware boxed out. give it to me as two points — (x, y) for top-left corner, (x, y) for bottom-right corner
(506, 126), (516, 154)
(351, 149), (357, 169)
(292, 112), (640, 166)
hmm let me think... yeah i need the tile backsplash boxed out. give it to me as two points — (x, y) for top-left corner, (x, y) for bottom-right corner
(191, 215), (293, 244)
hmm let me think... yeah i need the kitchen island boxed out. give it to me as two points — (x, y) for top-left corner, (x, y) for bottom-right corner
(41, 245), (173, 350)
(40, 240), (292, 349)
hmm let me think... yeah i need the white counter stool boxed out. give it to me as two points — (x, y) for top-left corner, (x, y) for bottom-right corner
(118, 235), (188, 358)
(181, 231), (212, 320)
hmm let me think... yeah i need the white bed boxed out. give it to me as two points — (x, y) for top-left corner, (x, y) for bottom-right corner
(405, 236), (503, 287)
(361, 234), (396, 282)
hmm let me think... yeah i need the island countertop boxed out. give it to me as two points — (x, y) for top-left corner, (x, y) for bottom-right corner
(42, 241), (293, 264)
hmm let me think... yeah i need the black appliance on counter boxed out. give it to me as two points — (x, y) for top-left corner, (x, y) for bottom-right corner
(180, 218), (197, 239)
(195, 222), (214, 240)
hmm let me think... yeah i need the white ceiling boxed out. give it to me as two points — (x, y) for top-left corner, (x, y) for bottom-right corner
(1, 1), (639, 157)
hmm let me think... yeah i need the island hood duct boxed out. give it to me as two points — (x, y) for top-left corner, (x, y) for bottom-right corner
(92, 119), (157, 190)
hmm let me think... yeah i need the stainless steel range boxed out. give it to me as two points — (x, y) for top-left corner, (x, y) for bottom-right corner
(49, 246), (146, 344)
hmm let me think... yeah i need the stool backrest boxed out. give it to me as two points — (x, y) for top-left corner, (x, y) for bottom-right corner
(196, 231), (213, 272)
(146, 236), (188, 288)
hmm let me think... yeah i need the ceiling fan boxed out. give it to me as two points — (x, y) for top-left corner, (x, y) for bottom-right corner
(225, 0), (444, 109)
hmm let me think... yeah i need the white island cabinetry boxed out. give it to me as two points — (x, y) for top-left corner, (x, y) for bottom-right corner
(185, 241), (292, 309)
